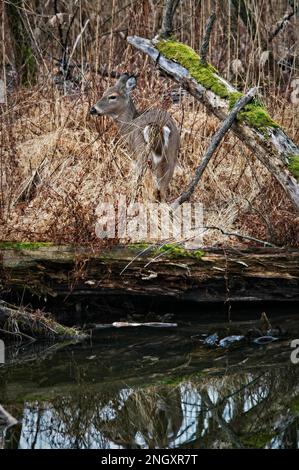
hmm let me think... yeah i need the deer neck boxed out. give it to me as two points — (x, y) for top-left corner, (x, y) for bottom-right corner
(116, 98), (139, 134)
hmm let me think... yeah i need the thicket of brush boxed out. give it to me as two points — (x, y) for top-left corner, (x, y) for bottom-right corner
(0, 0), (298, 247)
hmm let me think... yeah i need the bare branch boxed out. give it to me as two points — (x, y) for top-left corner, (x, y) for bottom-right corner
(160, 0), (180, 37)
(200, 12), (216, 66)
(172, 88), (258, 209)
(203, 226), (275, 247)
(269, 6), (297, 42)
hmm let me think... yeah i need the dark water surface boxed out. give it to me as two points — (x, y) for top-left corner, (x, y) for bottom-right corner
(1, 313), (299, 449)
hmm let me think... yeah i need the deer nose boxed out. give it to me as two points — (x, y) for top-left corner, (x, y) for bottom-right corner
(90, 106), (98, 115)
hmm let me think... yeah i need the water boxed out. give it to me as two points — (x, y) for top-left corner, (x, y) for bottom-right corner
(1, 316), (299, 449)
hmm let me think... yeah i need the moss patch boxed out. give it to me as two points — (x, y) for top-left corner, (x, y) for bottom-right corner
(0, 241), (52, 250)
(157, 244), (204, 259)
(157, 39), (230, 99)
(128, 242), (204, 259)
(157, 39), (279, 132)
(229, 92), (279, 132)
(128, 242), (151, 250)
(288, 155), (299, 182)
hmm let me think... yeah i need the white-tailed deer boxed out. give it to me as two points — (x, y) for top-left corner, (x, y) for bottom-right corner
(90, 73), (179, 200)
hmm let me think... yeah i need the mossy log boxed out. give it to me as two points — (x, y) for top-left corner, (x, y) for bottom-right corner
(127, 36), (299, 213)
(1, 244), (299, 304)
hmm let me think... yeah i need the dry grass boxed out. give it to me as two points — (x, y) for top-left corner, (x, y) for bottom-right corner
(0, 0), (298, 248)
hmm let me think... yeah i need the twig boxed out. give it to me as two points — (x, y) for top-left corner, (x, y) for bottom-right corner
(66, 19), (90, 77)
(120, 244), (156, 275)
(203, 225), (275, 247)
(63, 5), (80, 56)
(54, 0), (65, 58)
(200, 12), (216, 66)
(172, 87), (258, 209)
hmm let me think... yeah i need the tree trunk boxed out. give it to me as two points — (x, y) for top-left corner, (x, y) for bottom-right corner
(6, 0), (37, 86)
(127, 36), (299, 213)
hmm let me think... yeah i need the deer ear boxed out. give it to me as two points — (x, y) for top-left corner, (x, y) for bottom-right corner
(125, 76), (137, 93)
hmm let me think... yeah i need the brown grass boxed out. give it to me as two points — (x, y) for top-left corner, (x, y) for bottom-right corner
(0, 0), (298, 248)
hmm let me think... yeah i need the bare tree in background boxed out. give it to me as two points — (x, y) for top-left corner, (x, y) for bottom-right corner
(6, 0), (37, 85)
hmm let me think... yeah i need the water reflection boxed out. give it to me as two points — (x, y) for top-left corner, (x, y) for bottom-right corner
(1, 367), (298, 449)
(1, 324), (299, 449)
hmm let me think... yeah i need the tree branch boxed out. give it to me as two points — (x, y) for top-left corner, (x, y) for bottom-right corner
(160, 0), (180, 37)
(269, 6), (297, 42)
(127, 35), (299, 212)
(172, 88), (258, 208)
(200, 11), (216, 66)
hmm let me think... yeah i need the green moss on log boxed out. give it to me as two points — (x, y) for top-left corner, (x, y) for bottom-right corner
(157, 40), (280, 133)
(157, 39), (230, 99)
(0, 241), (52, 250)
(128, 242), (151, 250)
(229, 92), (279, 132)
(288, 155), (299, 181)
(157, 244), (204, 259)
(128, 242), (204, 259)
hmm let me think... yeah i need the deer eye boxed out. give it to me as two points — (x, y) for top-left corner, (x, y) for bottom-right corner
(108, 95), (117, 100)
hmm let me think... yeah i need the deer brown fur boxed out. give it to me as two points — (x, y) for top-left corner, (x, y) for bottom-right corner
(90, 73), (179, 200)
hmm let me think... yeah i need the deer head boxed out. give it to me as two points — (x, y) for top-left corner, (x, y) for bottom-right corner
(90, 73), (137, 120)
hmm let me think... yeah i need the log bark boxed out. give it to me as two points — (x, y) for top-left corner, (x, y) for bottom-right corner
(1, 245), (299, 305)
(127, 36), (299, 213)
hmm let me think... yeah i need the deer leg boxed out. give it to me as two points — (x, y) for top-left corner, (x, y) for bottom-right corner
(156, 165), (172, 202)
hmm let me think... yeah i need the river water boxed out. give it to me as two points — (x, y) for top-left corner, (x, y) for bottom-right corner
(1, 313), (299, 449)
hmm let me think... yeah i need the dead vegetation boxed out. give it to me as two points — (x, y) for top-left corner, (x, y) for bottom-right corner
(0, 0), (298, 248)
(0, 301), (87, 341)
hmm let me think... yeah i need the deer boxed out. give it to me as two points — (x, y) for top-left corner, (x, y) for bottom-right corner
(90, 73), (180, 201)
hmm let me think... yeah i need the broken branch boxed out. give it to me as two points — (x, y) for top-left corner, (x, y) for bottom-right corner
(172, 88), (258, 208)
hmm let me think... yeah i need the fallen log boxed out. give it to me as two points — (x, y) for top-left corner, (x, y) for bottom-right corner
(127, 35), (299, 212)
(0, 244), (299, 305)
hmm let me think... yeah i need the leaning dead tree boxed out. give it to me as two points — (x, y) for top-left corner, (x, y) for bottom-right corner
(172, 87), (258, 208)
(127, 1), (299, 212)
